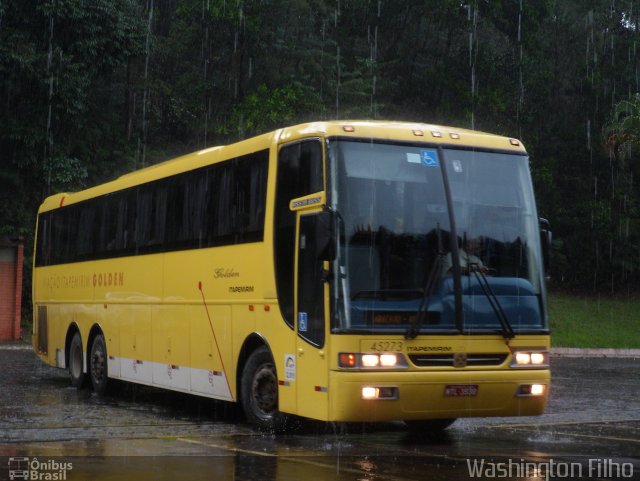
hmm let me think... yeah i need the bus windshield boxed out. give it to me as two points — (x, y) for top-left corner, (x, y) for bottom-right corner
(328, 140), (547, 334)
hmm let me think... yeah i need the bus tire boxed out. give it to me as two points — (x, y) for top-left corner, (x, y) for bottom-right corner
(69, 332), (86, 389)
(405, 418), (456, 437)
(241, 346), (286, 432)
(90, 333), (109, 396)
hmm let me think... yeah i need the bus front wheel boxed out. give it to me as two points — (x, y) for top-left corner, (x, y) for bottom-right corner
(90, 333), (109, 396)
(69, 332), (86, 389)
(241, 346), (286, 432)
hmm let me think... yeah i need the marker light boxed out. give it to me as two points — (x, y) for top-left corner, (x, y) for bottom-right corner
(431, 131), (442, 138)
(342, 125), (355, 132)
(412, 129), (424, 136)
(511, 350), (548, 367)
(509, 138), (520, 146)
(450, 132), (461, 139)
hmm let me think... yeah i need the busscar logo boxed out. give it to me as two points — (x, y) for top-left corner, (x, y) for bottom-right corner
(8, 457), (73, 480)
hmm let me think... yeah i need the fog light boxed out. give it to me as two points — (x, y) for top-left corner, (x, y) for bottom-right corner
(362, 387), (378, 399)
(530, 384), (545, 395)
(517, 384), (546, 397)
(361, 386), (398, 400)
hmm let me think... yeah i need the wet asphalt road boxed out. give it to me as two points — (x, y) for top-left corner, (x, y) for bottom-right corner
(0, 343), (639, 481)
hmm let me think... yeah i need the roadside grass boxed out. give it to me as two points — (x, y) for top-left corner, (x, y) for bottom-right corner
(548, 292), (640, 348)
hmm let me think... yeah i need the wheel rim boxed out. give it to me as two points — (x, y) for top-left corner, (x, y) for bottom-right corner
(70, 343), (82, 379)
(91, 343), (106, 384)
(251, 362), (277, 417)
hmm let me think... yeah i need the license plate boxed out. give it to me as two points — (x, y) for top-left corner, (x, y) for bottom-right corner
(444, 384), (478, 397)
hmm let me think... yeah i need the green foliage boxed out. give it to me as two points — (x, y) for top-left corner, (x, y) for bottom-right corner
(220, 84), (323, 138)
(604, 93), (640, 161)
(549, 292), (640, 348)
(2, 0), (640, 295)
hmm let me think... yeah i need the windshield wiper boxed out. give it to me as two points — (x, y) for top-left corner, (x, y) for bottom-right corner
(406, 228), (445, 339)
(469, 265), (515, 340)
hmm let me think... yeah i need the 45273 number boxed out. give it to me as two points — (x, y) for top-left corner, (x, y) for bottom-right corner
(366, 341), (404, 352)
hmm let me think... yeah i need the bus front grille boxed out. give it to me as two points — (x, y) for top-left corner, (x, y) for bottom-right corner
(409, 353), (508, 367)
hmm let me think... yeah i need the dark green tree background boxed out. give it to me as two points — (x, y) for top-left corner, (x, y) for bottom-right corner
(2, 0), (640, 299)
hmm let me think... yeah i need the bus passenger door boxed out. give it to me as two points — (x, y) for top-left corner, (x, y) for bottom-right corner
(295, 210), (330, 421)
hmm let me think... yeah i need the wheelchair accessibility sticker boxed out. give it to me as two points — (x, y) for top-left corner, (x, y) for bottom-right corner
(420, 149), (439, 167)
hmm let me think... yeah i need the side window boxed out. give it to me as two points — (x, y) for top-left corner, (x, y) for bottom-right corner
(35, 215), (50, 267)
(35, 149), (269, 266)
(52, 206), (79, 264)
(274, 139), (323, 328)
(77, 204), (96, 260)
(234, 151), (268, 241)
(181, 172), (209, 248)
(135, 184), (167, 252)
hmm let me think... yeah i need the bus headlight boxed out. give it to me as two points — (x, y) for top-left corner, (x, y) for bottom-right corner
(511, 350), (548, 368)
(361, 354), (380, 367)
(338, 352), (408, 369)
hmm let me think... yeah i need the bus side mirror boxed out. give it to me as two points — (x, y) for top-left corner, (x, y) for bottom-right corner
(539, 218), (552, 277)
(314, 210), (336, 262)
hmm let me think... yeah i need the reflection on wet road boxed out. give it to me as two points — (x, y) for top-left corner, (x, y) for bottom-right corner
(1, 345), (638, 480)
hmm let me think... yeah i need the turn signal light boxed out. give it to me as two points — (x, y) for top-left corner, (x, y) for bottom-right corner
(338, 353), (357, 368)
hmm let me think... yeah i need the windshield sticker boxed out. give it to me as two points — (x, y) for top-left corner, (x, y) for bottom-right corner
(298, 312), (308, 332)
(452, 159), (463, 173)
(420, 149), (439, 167)
(406, 153), (421, 164)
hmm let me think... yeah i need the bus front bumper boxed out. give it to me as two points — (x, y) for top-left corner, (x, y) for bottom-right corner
(328, 369), (550, 422)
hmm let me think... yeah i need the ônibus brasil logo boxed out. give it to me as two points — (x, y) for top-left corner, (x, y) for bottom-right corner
(8, 457), (73, 480)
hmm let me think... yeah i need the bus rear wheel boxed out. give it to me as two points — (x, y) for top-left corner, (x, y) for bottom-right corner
(241, 347), (287, 432)
(90, 334), (109, 396)
(69, 332), (86, 389)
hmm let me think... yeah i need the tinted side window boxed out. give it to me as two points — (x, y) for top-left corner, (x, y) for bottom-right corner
(234, 151), (268, 241)
(34, 149), (268, 266)
(135, 185), (167, 252)
(36, 216), (50, 266)
(274, 140), (323, 328)
(77, 203), (96, 259)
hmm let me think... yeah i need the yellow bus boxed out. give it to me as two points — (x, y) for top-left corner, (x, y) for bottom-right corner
(32, 121), (551, 432)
